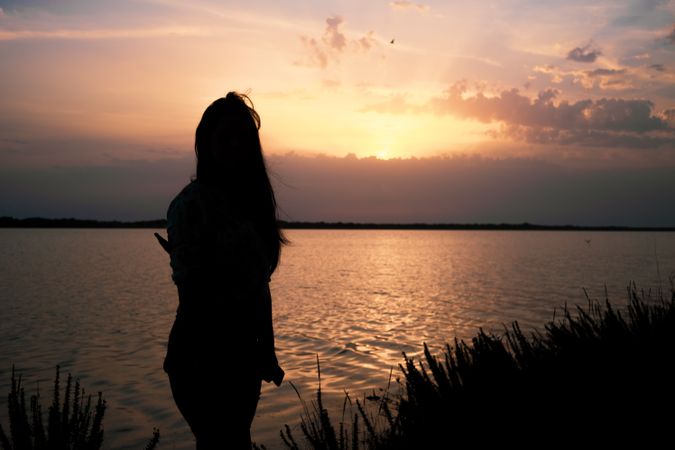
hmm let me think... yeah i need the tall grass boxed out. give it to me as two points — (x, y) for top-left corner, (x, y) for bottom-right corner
(281, 357), (399, 450)
(282, 282), (675, 448)
(0, 366), (160, 450)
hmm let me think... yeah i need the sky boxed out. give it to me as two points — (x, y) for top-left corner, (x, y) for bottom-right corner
(1, 0), (675, 225)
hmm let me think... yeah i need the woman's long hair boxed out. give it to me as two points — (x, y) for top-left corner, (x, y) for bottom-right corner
(194, 92), (286, 274)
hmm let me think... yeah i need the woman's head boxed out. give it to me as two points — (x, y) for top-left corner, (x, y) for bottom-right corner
(195, 92), (261, 184)
(194, 92), (286, 273)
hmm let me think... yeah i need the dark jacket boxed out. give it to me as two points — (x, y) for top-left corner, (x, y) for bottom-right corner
(163, 180), (273, 376)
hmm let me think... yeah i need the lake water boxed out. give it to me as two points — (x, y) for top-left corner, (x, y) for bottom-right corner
(1, 229), (674, 449)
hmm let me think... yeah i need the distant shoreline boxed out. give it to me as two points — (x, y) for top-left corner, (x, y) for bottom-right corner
(1, 216), (674, 231)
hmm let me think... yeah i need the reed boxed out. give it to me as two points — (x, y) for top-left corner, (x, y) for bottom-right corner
(0, 366), (160, 450)
(282, 282), (675, 448)
(281, 357), (398, 450)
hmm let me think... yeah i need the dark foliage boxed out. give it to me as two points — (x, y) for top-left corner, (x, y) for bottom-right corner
(0, 366), (159, 450)
(283, 283), (675, 448)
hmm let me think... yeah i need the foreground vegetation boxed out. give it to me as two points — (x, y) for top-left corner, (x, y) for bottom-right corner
(282, 283), (675, 448)
(0, 366), (159, 450)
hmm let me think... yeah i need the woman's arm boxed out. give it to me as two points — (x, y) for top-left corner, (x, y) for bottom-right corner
(167, 195), (193, 286)
(259, 283), (284, 386)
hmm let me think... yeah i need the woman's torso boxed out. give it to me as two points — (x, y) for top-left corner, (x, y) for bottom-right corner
(164, 180), (270, 372)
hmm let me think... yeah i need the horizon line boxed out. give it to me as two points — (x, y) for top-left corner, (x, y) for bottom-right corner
(1, 216), (674, 232)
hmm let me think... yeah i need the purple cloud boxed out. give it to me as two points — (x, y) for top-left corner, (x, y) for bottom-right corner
(363, 83), (675, 148)
(667, 25), (675, 43)
(324, 16), (347, 51)
(429, 84), (669, 132)
(299, 16), (377, 69)
(567, 45), (602, 63)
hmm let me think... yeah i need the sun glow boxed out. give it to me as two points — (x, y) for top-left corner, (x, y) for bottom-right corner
(261, 90), (491, 159)
(375, 148), (392, 159)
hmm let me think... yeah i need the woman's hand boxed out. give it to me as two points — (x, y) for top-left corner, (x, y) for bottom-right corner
(259, 350), (284, 386)
(154, 232), (172, 253)
(262, 364), (285, 387)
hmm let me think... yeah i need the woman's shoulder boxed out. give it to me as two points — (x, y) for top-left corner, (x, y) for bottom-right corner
(165, 182), (203, 234)
(167, 180), (207, 217)
(170, 180), (199, 205)
(167, 180), (244, 230)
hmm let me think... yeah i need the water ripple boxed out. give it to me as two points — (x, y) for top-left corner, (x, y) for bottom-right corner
(1, 229), (673, 449)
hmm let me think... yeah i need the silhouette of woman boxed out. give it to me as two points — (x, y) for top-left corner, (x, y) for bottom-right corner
(156, 92), (285, 449)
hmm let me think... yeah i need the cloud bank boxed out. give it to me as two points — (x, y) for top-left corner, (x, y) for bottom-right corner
(2, 153), (674, 226)
(364, 82), (675, 149)
(533, 64), (637, 91)
(430, 84), (674, 148)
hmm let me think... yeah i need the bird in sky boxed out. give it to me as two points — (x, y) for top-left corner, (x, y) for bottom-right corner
(390, 38), (395, 44)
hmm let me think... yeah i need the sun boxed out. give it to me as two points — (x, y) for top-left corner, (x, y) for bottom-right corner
(375, 148), (392, 160)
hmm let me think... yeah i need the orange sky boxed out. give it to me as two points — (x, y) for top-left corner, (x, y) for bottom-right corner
(1, 1), (675, 224)
(1, 0), (674, 167)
